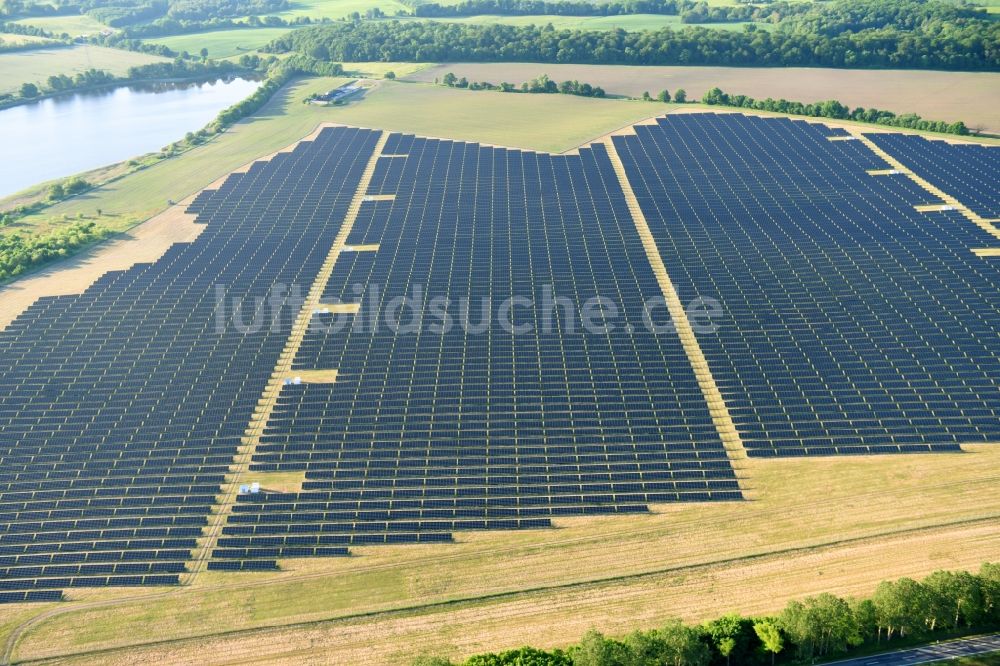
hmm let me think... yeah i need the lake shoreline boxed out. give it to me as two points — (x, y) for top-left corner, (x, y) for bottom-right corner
(0, 70), (260, 112)
(0, 75), (261, 199)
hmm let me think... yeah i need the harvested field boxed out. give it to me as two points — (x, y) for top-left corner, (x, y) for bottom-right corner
(9, 445), (1000, 663)
(33, 522), (1000, 665)
(409, 63), (1000, 135)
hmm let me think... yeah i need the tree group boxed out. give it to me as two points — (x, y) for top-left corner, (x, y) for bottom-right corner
(414, 563), (1000, 666)
(701, 87), (969, 135)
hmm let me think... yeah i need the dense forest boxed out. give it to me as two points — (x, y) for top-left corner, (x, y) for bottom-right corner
(267, 0), (1000, 71)
(415, 563), (1000, 666)
(409, 0), (693, 18)
(407, 0), (806, 24)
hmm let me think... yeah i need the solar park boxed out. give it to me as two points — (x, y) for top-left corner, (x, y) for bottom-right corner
(0, 113), (997, 605)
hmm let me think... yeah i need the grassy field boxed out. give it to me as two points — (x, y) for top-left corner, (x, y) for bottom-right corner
(145, 26), (298, 58)
(330, 80), (676, 149)
(0, 44), (166, 94)
(262, 0), (409, 21)
(408, 14), (761, 30)
(3, 445), (998, 663)
(0, 32), (58, 47)
(11, 14), (111, 37)
(410, 63), (1000, 135)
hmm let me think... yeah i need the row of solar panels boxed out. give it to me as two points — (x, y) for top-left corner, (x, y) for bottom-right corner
(0, 115), (996, 597)
(0, 127), (384, 598)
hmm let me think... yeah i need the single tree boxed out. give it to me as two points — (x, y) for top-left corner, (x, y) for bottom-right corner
(570, 628), (629, 666)
(199, 47), (208, 60)
(850, 598), (879, 645)
(657, 89), (671, 102)
(659, 619), (711, 666)
(20, 82), (39, 99)
(703, 613), (743, 666)
(384, 70), (396, 79)
(872, 578), (927, 641)
(674, 88), (687, 103)
(718, 638), (736, 664)
(753, 618), (783, 666)
(980, 562), (1000, 623)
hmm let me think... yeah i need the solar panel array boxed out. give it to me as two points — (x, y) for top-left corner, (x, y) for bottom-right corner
(2, 114), (997, 596)
(613, 114), (1000, 457)
(0, 127), (380, 599)
(213, 135), (741, 568)
(866, 132), (1000, 219)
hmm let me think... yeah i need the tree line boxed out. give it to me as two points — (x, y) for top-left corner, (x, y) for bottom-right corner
(408, 0), (693, 19)
(405, 0), (805, 24)
(98, 13), (314, 40)
(413, 563), (1000, 666)
(205, 54), (341, 132)
(165, 0), (288, 21)
(2, 0), (291, 28)
(701, 87), (970, 135)
(0, 0), (81, 19)
(441, 71), (606, 97)
(0, 59), (242, 108)
(265, 0), (1000, 71)
(0, 33), (64, 52)
(0, 20), (62, 38)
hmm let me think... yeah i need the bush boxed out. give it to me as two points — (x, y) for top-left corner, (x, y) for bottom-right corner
(0, 222), (111, 282)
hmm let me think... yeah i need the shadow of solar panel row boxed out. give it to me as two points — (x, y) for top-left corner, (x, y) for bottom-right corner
(0, 574), (179, 590)
(866, 132), (1000, 218)
(613, 113), (1000, 457)
(211, 133), (740, 566)
(0, 591), (62, 603)
(0, 127), (381, 599)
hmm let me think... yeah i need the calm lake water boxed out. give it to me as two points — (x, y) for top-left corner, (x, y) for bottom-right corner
(0, 76), (261, 200)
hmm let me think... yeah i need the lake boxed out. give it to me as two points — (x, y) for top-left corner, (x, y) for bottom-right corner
(0, 76), (261, 200)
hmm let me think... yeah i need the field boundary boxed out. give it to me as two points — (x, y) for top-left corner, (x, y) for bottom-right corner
(849, 130), (1000, 240)
(11, 513), (1000, 665)
(603, 134), (749, 488)
(185, 129), (389, 582)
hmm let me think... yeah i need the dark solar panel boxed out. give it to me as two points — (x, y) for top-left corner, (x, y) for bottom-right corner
(212, 134), (740, 565)
(0, 127), (381, 598)
(8, 114), (990, 585)
(613, 113), (1000, 457)
(865, 132), (1000, 218)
